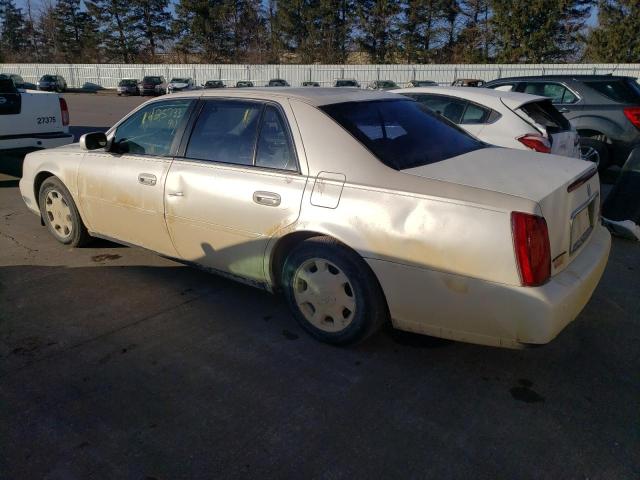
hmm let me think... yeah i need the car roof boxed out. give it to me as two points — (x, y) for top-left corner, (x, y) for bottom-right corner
(487, 74), (637, 82)
(166, 87), (403, 107)
(391, 86), (546, 110)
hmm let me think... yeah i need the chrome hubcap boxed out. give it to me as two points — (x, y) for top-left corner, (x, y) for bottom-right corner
(581, 146), (600, 167)
(292, 258), (356, 333)
(45, 190), (73, 240)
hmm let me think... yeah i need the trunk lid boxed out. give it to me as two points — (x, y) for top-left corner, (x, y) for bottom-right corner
(503, 98), (581, 159)
(404, 147), (599, 275)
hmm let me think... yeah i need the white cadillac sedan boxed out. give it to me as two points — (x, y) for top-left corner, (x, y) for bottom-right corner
(19, 89), (611, 348)
(392, 86), (582, 159)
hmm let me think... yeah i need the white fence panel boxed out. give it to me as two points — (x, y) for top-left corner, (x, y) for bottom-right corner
(1, 63), (639, 89)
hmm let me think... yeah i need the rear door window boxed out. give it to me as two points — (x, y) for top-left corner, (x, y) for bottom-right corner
(255, 105), (297, 171)
(524, 83), (578, 104)
(584, 80), (640, 103)
(320, 99), (485, 170)
(461, 103), (491, 124)
(185, 100), (262, 166)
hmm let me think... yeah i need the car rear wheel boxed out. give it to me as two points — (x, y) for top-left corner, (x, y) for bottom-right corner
(282, 236), (387, 345)
(38, 177), (91, 247)
(580, 138), (609, 171)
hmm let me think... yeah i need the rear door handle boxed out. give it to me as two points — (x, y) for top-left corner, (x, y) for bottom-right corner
(253, 191), (281, 207)
(167, 191), (184, 197)
(138, 173), (157, 186)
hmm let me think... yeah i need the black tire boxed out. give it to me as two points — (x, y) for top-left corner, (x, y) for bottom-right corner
(580, 138), (610, 172)
(38, 176), (92, 247)
(282, 236), (388, 345)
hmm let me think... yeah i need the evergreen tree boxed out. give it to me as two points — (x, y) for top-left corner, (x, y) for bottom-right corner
(585, 0), (640, 62)
(0, 0), (27, 60)
(132, 0), (172, 61)
(53, 0), (100, 62)
(451, 0), (491, 62)
(173, 0), (235, 61)
(491, 0), (593, 63)
(401, 0), (445, 63)
(87, 0), (139, 62)
(356, 0), (401, 63)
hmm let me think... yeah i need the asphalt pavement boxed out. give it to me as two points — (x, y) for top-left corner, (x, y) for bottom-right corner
(0, 93), (639, 479)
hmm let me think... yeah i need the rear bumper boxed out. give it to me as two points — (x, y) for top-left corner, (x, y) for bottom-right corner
(367, 224), (611, 348)
(0, 132), (73, 153)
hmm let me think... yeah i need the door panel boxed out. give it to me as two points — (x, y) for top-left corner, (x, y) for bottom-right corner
(78, 152), (177, 255)
(77, 98), (194, 255)
(165, 162), (307, 281)
(164, 99), (307, 283)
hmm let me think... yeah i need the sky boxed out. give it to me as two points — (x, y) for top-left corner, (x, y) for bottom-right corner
(13, 0), (600, 30)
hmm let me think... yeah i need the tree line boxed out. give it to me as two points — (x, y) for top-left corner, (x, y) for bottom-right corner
(0, 0), (639, 64)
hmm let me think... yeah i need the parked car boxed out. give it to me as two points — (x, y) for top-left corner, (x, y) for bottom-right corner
(0, 73), (26, 89)
(484, 75), (640, 170)
(167, 77), (196, 94)
(203, 80), (226, 89)
(117, 79), (139, 96)
(367, 80), (399, 90)
(37, 75), (67, 92)
(267, 78), (290, 87)
(451, 78), (485, 87)
(0, 78), (72, 155)
(302, 81), (320, 87)
(394, 86), (581, 159)
(19, 88), (610, 349)
(139, 76), (167, 96)
(334, 79), (360, 88)
(407, 80), (438, 87)
(236, 81), (254, 88)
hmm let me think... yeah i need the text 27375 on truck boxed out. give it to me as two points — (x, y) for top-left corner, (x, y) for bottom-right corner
(0, 79), (73, 156)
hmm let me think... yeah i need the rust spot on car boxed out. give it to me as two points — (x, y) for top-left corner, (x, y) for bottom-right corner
(91, 254), (121, 262)
(443, 276), (469, 294)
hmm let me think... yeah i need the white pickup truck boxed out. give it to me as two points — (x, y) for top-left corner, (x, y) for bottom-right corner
(0, 78), (73, 154)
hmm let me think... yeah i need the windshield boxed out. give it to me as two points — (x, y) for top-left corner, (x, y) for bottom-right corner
(171, 78), (189, 83)
(119, 80), (137, 86)
(584, 79), (640, 103)
(41, 75), (55, 81)
(336, 80), (357, 87)
(379, 81), (398, 88)
(321, 99), (485, 170)
(143, 76), (161, 84)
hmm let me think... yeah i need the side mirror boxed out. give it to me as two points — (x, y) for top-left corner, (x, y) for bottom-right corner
(79, 131), (108, 151)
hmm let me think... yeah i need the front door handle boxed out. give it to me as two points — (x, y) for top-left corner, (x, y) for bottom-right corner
(558, 107), (569, 113)
(167, 192), (184, 197)
(253, 191), (281, 207)
(138, 173), (157, 186)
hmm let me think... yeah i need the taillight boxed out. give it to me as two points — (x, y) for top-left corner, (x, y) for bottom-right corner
(511, 212), (551, 287)
(59, 98), (69, 126)
(623, 107), (640, 130)
(517, 134), (551, 153)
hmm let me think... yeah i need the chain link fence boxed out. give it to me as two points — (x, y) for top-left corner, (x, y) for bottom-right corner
(1, 63), (639, 89)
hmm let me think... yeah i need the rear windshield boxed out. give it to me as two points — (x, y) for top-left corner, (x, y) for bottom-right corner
(171, 78), (189, 83)
(119, 80), (137, 86)
(336, 80), (357, 87)
(584, 79), (640, 103)
(320, 99), (485, 170)
(143, 76), (162, 83)
(517, 100), (571, 134)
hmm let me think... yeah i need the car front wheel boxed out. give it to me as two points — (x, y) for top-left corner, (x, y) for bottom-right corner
(282, 236), (388, 345)
(38, 177), (91, 247)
